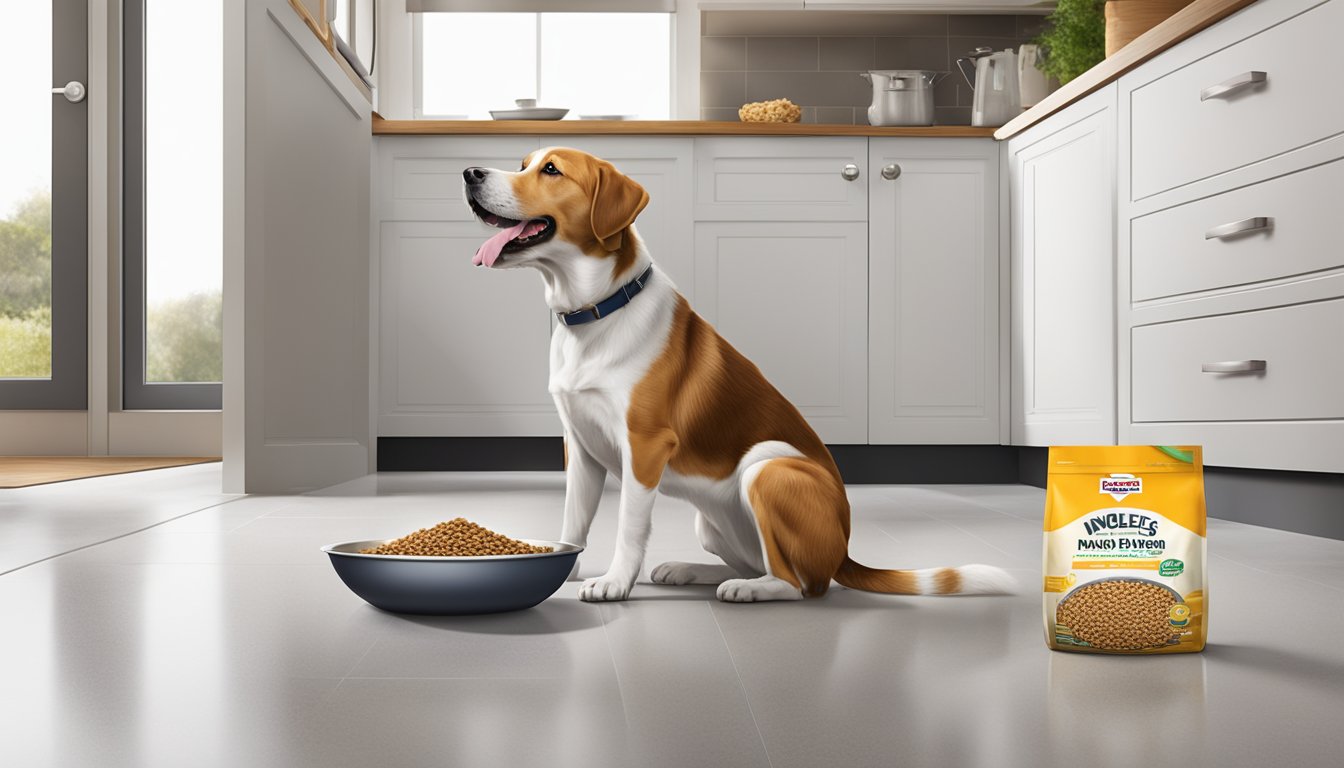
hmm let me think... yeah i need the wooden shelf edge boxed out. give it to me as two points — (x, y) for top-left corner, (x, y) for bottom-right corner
(371, 117), (997, 138)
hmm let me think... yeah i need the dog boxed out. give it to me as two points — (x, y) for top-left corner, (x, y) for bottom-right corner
(463, 147), (1013, 603)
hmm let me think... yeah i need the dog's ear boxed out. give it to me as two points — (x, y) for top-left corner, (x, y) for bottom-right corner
(589, 162), (649, 252)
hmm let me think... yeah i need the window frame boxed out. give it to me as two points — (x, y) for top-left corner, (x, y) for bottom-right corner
(411, 13), (673, 119)
(0, 0), (88, 410)
(121, 0), (222, 410)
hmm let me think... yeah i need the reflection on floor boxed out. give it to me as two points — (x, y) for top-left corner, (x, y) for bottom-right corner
(1, 465), (1342, 767)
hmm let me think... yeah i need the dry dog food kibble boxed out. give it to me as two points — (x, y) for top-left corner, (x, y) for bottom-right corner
(1043, 446), (1207, 654)
(360, 518), (553, 557)
(1056, 580), (1178, 651)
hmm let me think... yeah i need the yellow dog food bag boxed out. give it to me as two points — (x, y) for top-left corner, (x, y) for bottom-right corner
(1043, 446), (1207, 654)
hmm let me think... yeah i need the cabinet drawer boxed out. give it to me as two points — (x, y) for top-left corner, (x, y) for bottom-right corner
(1129, 0), (1344, 200)
(1131, 299), (1344, 422)
(1131, 155), (1344, 301)
(693, 137), (868, 221)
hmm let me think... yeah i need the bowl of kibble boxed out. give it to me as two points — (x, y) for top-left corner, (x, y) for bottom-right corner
(322, 518), (582, 615)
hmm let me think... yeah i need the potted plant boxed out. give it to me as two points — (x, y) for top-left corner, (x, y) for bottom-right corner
(1034, 0), (1106, 84)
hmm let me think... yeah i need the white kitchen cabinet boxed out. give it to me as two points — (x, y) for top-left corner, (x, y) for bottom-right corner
(1007, 85), (1117, 447)
(375, 136), (695, 437)
(1115, 0), (1344, 473)
(693, 220), (869, 444)
(691, 137), (870, 444)
(868, 138), (1001, 444)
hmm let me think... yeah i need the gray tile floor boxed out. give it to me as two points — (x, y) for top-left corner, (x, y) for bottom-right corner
(2, 465), (1343, 768)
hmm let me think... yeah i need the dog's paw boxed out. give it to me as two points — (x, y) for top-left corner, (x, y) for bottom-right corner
(651, 561), (737, 586)
(716, 576), (804, 603)
(579, 576), (632, 602)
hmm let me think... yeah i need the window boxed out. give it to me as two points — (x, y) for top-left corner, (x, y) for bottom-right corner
(417, 13), (671, 119)
(0, 0), (87, 409)
(123, 0), (222, 409)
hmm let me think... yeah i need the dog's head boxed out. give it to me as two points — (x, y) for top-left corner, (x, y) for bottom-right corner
(463, 147), (649, 270)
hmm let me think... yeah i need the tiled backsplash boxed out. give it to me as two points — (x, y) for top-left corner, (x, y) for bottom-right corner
(701, 12), (1049, 126)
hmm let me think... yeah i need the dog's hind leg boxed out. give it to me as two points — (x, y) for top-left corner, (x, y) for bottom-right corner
(716, 456), (849, 602)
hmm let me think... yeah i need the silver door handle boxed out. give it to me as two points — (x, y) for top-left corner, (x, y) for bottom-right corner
(841, 164), (860, 181)
(52, 81), (86, 103)
(1200, 71), (1266, 101)
(881, 164), (901, 180)
(1201, 360), (1267, 373)
(1205, 216), (1273, 240)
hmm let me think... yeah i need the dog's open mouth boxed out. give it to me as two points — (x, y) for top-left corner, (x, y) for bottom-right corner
(469, 197), (555, 267)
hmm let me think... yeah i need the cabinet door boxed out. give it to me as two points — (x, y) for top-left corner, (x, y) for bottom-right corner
(693, 221), (869, 443)
(693, 137), (868, 222)
(868, 138), (1000, 444)
(546, 137), (695, 301)
(378, 222), (558, 437)
(377, 136), (539, 222)
(1008, 86), (1117, 446)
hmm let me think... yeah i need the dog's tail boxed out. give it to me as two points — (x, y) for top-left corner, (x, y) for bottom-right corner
(833, 558), (1015, 595)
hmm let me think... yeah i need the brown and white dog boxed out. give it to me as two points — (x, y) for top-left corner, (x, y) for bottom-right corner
(463, 147), (1013, 603)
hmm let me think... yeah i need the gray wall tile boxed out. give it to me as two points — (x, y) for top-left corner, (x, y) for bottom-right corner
(701, 108), (742, 122)
(746, 37), (819, 71)
(701, 12), (1036, 124)
(1017, 14), (1051, 39)
(874, 37), (949, 71)
(701, 37), (746, 71)
(746, 71), (870, 107)
(816, 106), (858, 125)
(934, 106), (972, 126)
(701, 71), (746, 108)
(820, 37), (875, 71)
(948, 14), (1018, 37)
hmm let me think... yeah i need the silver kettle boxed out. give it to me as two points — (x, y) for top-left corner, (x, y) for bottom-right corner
(956, 47), (1023, 127)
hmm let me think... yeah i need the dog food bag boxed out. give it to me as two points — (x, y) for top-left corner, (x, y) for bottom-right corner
(1043, 446), (1207, 654)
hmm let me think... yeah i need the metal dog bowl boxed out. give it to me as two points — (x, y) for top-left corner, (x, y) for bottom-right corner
(322, 539), (582, 615)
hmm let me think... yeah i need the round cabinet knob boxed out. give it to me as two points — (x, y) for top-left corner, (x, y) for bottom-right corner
(841, 164), (860, 181)
(881, 164), (902, 180)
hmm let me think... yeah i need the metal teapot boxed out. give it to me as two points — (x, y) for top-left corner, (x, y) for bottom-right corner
(860, 70), (943, 127)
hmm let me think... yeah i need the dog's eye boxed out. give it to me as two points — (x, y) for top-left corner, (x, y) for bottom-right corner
(542, 162), (562, 176)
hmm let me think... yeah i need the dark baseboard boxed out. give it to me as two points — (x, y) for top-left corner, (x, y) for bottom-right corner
(1204, 466), (1344, 540)
(378, 437), (565, 471)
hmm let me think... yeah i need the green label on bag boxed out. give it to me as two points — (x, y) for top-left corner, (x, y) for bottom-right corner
(1159, 558), (1184, 577)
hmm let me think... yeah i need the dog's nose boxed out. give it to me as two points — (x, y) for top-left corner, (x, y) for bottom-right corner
(463, 167), (487, 185)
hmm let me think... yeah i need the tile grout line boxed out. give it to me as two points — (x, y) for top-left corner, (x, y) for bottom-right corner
(0, 496), (250, 578)
(707, 602), (776, 768)
(596, 603), (634, 732)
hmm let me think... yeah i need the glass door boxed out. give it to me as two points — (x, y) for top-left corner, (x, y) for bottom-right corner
(0, 0), (88, 409)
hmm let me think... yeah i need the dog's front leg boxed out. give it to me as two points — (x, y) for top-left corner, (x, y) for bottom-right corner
(561, 438), (605, 580)
(579, 468), (659, 602)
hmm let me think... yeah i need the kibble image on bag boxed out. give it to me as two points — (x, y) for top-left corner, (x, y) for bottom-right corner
(1043, 446), (1207, 654)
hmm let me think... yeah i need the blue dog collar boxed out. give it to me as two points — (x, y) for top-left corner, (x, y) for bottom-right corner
(557, 265), (654, 327)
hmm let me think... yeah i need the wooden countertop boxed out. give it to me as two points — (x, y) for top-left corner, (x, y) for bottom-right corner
(372, 117), (997, 138)
(995, 0), (1259, 140)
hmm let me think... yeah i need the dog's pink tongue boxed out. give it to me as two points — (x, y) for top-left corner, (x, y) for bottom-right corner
(473, 220), (529, 267)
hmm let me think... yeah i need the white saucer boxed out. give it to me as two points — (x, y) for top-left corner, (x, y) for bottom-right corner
(489, 107), (569, 121)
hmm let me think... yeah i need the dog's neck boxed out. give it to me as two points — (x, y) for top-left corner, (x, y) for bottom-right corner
(535, 226), (653, 315)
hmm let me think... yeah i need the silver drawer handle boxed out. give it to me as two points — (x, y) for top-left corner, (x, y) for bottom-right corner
(1205, 216), (1273, 240)
(881, 164), (901, 180)
(841, 164), (860, 181)
(1200, 71), (1266, 101)
(1201, 360), (1267, 374)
